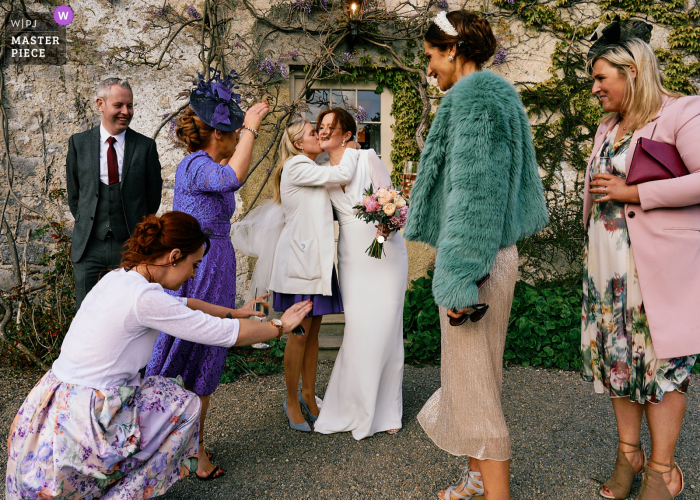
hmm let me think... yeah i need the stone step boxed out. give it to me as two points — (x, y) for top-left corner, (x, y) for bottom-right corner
(321, 313), (344, 324)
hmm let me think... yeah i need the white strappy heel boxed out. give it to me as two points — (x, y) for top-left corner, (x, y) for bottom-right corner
(439, 466), (484, 500)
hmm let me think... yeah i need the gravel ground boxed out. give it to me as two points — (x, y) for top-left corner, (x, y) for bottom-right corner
(0, 363), (698, 500)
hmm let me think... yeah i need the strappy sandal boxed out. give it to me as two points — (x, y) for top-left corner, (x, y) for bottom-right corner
(438, 466), (484, 500)
(195, 465), (224, 481)
(600, 440), (646, 499)
(636, 460), (684, 500)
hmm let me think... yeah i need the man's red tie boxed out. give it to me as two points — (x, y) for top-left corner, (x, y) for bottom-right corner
(107, 136), (119, 185)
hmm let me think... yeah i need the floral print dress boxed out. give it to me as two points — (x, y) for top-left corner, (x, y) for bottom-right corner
(5, 372), (200, 499)
(581, 123), (697, 404)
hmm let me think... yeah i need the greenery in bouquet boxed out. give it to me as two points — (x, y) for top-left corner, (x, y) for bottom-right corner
(353, 184), (409, 259)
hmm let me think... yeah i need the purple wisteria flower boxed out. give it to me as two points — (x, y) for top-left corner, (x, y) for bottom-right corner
(507, 0), (515, 4)
(284, 49), (299, 58)
(292, 0), (313, 14)
(354, 106), (367, 122)
(341, 52), (355, 64)
(279, 63), (290, 78)
(320, 0), (329, 11)
(258, 58), (276, 77)
(494, 46), (507, 65)
(186, 5), (200, 19)
(438, 0), (448, 9)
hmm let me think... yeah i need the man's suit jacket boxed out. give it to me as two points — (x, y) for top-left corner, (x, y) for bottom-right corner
(66, 126), (162, 261)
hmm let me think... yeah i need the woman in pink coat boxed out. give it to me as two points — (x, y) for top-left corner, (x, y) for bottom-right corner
(582, 23), (698, 500)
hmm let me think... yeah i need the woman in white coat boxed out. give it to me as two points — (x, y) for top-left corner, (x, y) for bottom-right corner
(269, 120), (360, 431)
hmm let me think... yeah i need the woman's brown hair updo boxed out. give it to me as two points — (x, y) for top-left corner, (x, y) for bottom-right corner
(316, 108), (357, 140)
(176, 107), (216, 153)
(424, 11), (497, 70)
(120, 211), (210, 269)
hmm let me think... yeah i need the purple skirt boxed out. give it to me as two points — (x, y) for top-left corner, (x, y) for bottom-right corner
(273, 267), (343, 317)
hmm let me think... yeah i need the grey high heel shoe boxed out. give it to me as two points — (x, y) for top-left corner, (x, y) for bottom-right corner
(298, 391), (319, 423)
(283, 398), (311, 432)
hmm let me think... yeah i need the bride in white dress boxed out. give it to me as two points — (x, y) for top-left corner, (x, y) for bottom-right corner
(312, 108), (408, 440)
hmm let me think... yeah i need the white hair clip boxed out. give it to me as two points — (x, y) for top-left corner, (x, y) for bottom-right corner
(433, 10), (459, 37)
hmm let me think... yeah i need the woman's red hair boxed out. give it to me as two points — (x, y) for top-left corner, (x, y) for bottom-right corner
(120, 211), (210, 269)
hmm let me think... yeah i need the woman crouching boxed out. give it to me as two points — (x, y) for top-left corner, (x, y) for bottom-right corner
(5, 211), (310, 500)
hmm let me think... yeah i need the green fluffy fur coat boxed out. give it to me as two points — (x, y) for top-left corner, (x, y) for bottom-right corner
(403, 70), (549, 309)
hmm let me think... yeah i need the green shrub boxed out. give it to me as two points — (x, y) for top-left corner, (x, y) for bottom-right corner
(403, 270), (441, 364)
(1, 222), (76, 369)
(402, 272), (587, 371)
(218, 338), (286, 383)
(504, 282), (583, 371)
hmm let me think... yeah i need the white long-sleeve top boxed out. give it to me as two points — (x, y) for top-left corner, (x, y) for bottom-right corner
(52, 268), (239, 389)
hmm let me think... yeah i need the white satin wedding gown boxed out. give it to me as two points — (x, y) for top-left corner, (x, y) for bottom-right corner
(313, 149), (408, 440)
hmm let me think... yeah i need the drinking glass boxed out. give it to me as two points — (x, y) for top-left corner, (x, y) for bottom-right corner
(402, 161), (418, 199)
(253, 288), (270, 321)
(591, 156), (611, 200)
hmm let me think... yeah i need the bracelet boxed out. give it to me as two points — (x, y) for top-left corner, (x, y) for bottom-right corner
(243, 126), (258, 139)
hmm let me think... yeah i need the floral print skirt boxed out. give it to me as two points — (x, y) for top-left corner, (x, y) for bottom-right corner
(5, 370), (200, 499)
(581, 200), (696, 404)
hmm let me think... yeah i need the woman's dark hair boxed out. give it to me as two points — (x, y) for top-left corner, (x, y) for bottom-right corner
(424, 11), (497, 70)
(176, 107), (235, 153)
(121, 211), (210, 269)
(316, 107), (357, 140)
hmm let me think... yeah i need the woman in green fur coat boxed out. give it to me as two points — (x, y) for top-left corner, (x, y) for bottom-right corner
(403, 11), (549, 500)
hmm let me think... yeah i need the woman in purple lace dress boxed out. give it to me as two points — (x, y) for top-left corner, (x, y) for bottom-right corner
(146, 73), (269, 480)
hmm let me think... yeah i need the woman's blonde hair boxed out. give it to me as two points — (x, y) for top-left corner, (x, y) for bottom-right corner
(587, 38), (682, 131)
(273, 119), (308, 204)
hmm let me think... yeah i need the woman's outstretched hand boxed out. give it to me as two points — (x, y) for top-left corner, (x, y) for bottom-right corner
(243, 101), (270, 131)
(239, 293), (270, 318)
(280, 300), (313, 333)
(590, 173), (640, 204)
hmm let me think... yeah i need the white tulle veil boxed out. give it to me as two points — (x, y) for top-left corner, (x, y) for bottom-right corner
(230, 199), (285, 304)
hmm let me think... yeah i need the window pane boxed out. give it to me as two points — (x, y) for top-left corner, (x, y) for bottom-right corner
(331, 90), (354, 110)
(306, 90), (329, 121)
(357, 90), (381, 122)
(357, 123), (381, 154)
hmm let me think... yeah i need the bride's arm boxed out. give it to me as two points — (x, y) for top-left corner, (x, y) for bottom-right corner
(287, 148), (360, 187)
(367, 149), (393, 189)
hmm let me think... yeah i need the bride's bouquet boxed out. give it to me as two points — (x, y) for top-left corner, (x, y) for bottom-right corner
(353, 185), (409, 259)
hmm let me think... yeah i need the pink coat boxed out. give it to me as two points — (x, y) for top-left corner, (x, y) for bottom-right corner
(583, 95), (700, 358)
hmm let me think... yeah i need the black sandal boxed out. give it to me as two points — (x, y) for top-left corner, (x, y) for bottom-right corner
(195, 465), (225, 481)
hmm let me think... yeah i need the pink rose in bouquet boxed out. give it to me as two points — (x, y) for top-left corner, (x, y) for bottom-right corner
(363, 195), (379, 212)
(353, 184), (410, 259)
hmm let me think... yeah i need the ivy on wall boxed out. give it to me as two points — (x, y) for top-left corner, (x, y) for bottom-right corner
(490, 0), (699, 287)
(375, 68), (424, 185)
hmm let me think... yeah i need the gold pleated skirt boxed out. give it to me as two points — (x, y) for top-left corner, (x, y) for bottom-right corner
(418, 245), (518, 461)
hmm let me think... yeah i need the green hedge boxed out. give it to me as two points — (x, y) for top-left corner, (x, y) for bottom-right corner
(402, 273), (700, 375)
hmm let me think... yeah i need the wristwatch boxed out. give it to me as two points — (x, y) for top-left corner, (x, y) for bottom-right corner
(270, 318), (284, 339)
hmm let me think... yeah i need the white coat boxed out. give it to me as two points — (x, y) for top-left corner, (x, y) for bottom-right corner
(269, 148), (360, 295)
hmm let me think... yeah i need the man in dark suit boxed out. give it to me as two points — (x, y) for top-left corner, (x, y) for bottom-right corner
(66, 78), (162, 309)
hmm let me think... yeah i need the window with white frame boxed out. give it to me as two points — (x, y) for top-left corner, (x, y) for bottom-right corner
(292, 76), (395, 170)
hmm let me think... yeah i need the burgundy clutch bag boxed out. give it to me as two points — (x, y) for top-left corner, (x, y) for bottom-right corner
(626, 137), (689, 185)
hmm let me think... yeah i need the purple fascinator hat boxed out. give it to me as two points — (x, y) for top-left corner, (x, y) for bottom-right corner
(190, 68), (245, 132)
